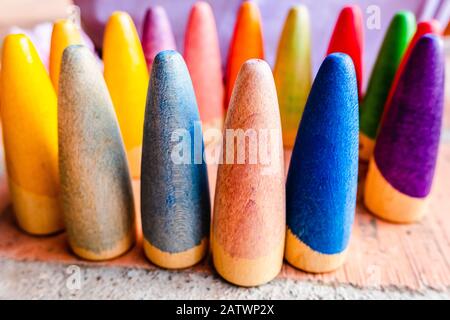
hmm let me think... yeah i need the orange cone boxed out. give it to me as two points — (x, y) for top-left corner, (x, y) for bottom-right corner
(225, 1), (264, 110)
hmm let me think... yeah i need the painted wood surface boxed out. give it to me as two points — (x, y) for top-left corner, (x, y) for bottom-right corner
(285, 53), (359, 273)
(380, 20), (442, 125)
(359, 12), (416, 161)
(49, 19), (82, 93)
(103, 11), (149, 178)
(274, 5), (312, 148)
(212, 59), (285, 287)
(183, 1), (225, 138)
(365, 35), (445, 224)
(141, 50), (210, 269)
(327, 5), (364, 99)
(0, 34), (62, 235)
(225, 0), (264, 109)
(58, 45), (135, 261)
(184, 1), (224, 136)
(142, 6), (176, 70)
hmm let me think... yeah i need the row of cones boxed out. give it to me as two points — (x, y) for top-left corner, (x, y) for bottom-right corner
(0, 1), (446, 287)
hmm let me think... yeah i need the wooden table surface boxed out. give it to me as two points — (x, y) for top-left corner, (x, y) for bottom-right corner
(0, 142), (449, 291)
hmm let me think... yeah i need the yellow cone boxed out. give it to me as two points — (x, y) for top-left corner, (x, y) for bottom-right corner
(0, 34), (62, 235)
(49, 19), (82, 93)
(103, 12), (149, 178)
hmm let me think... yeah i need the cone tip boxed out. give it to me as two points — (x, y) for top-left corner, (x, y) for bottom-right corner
(53, 18), (75, 28)
(62, 44), (87, 60)
(154, 49), (181, 61)
(192, 1), (212, 12)
(3, 33), (29, 48)
(289, 4), (308, 15)
(324, 52), (355, 71)
(152, 50), (184, 72)
(240, 0), (259, 13)
(2, 34), (35, 62)
(240, 58), (271, 75)
(418, 19), (442, 34)
(144, 5), (167, 18)
(394, 10), (415, 19)
(341, 4), (362, 15)
(109, 11), (133, 25)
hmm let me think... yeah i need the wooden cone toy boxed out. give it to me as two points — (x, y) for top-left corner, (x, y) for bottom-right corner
(225, 1), (264, 109)
(49, 19), (82, 93)
(141, 50), (210, 269)
(103, 11), (149, 178)
(364, 35), (445, 224)
(380, 20), (442, 124)
(58, 45), (135, 260)
(184, 1), (224, 138)
(327, 5), (364, 99)
(285, 53), (359, 273)
(142, 6), (176, 70)
(359, 12), (416, 161)
(273, 5), (312, 148)
(213, 59), (285, 287)
(0, 34), (62, 235)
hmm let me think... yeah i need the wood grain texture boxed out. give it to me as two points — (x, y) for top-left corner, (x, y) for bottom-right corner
(103, 11), (149, 178)
(225, 0), (264, 109)
(274, 5), (312, 148)
(0, 34), (62, 235)
(58, 45), (135, 261)
(285, 53), (359, 272)
(142, 6), (176, 70)
(0, 143), (449, 290)
(213, 59), (285, 287)
(184, 1), (224, 134)
(327, 5), (364, 99)
(141, 50), (210, 269)
(49, 19), (82, 93)
(365, 35), (445, 223)
(359, 12), (416, 161)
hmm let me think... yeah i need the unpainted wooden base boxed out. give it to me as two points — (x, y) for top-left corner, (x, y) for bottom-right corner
(143, 237), (208, 269)
(9, 178), (63, 235)
(127, 146), (142, 179)
(70, 231), (135, 261)
(285, 228), (347, 273)
(212, 234), (284, 287)
(364, 159), (428, 223)
(359, 132), (375, 162)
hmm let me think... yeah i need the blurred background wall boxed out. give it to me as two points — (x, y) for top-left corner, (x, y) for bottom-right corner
(1, 0), (449, 90)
